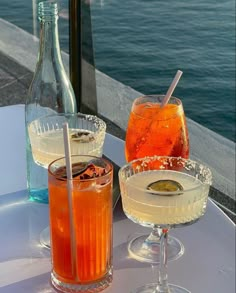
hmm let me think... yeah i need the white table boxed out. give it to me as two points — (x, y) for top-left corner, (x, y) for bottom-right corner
(0, 105), (235, 293)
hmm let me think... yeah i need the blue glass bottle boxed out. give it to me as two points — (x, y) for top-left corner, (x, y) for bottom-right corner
(25, 1), (77, 203)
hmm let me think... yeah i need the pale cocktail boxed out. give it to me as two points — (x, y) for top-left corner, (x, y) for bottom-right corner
(29, 113), (106, 168)
(119, 156), (212, 293)
(123, 170), (208, 226)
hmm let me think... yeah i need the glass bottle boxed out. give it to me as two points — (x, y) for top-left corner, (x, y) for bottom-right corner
(25, 1), (77, 203)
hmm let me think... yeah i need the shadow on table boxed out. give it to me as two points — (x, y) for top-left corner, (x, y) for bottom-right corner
(113, 199), (127, 223)
(113, 241), (150, 271)
(0, 272), (53, 293)
(0, 190), (50, 263)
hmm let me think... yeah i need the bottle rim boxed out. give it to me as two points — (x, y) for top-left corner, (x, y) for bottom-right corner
(38, 1), (58, 20)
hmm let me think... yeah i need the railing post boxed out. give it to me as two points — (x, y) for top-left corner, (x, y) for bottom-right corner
(69, 0), (82, 110)
(69, 0), (97, 114)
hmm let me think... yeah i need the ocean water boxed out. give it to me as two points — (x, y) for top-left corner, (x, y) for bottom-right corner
(0, 0), (235, 141)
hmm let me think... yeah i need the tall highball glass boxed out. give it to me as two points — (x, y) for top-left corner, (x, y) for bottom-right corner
(48, 155), (113, 292)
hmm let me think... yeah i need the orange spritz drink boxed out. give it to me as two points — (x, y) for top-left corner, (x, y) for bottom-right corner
(125, 95), (189, 162)
(48, 155), (113, 293)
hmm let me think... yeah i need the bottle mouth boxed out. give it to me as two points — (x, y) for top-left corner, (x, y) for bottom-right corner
(38, 1), (58, 20)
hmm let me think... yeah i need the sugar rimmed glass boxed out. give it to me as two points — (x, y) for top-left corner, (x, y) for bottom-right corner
(119, 156), (212, 292)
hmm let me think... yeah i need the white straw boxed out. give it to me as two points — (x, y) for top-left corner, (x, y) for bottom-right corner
(160, 70), (183, 108)
(62, 122), (78, 280)
(63, 123), (73, 181)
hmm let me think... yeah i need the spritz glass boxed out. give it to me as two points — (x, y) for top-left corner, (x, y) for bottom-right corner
(119, 156), (212, 293)
(28, 113), (106, 248)
(125, 95), (189, 263)
(125, 95), (189, 161)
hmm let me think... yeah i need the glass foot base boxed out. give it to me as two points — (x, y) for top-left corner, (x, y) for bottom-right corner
(51, 270), (112, 293)
(29, 188), (48, 204)
(128, 234), (184, 263)
(40, 226), (51, 249)
(131, 283), (191, 293)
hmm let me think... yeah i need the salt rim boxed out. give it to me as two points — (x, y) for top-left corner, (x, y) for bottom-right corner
(118, 156), (212, 195)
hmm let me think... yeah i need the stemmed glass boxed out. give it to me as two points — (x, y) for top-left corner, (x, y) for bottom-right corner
(119, 156), (212, 293)
(28, 112), (106, 248)
(125, 94), (189, 263)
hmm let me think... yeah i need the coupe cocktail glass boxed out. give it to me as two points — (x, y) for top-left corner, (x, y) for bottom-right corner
(29, 113), (106, 167)
(119, 156), (212, 293)
(124, 95), (189, 263)
(28, 113), (106, 248)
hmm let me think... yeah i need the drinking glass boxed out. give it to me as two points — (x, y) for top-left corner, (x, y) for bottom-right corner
(48, 155), (113, 292)
(28, 113), (106, 248)
(125, 95), (189, 263)
(119, 156), (212, 293)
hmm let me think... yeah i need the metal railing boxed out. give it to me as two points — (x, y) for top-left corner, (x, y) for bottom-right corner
(69, 0), (97, 114)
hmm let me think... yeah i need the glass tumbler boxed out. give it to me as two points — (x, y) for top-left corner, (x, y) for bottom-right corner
(48, 155), (113, 292)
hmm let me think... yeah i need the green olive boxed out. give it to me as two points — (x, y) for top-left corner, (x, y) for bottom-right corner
(147, 180), (183, 196)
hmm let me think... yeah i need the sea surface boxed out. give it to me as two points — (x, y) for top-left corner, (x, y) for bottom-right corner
(0, 0), (235, 141)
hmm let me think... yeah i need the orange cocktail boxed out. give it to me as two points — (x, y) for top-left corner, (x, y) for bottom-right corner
(125, 95), (189, 162)
(48, 155), (113, 293)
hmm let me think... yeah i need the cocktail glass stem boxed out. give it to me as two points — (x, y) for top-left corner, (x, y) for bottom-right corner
(128, 227), (184, 264)
(144, 226), (162, 244)
(155, 228), (169, 293)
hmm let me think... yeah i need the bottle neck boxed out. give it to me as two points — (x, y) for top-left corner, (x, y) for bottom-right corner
(38, 18), (62, 64)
